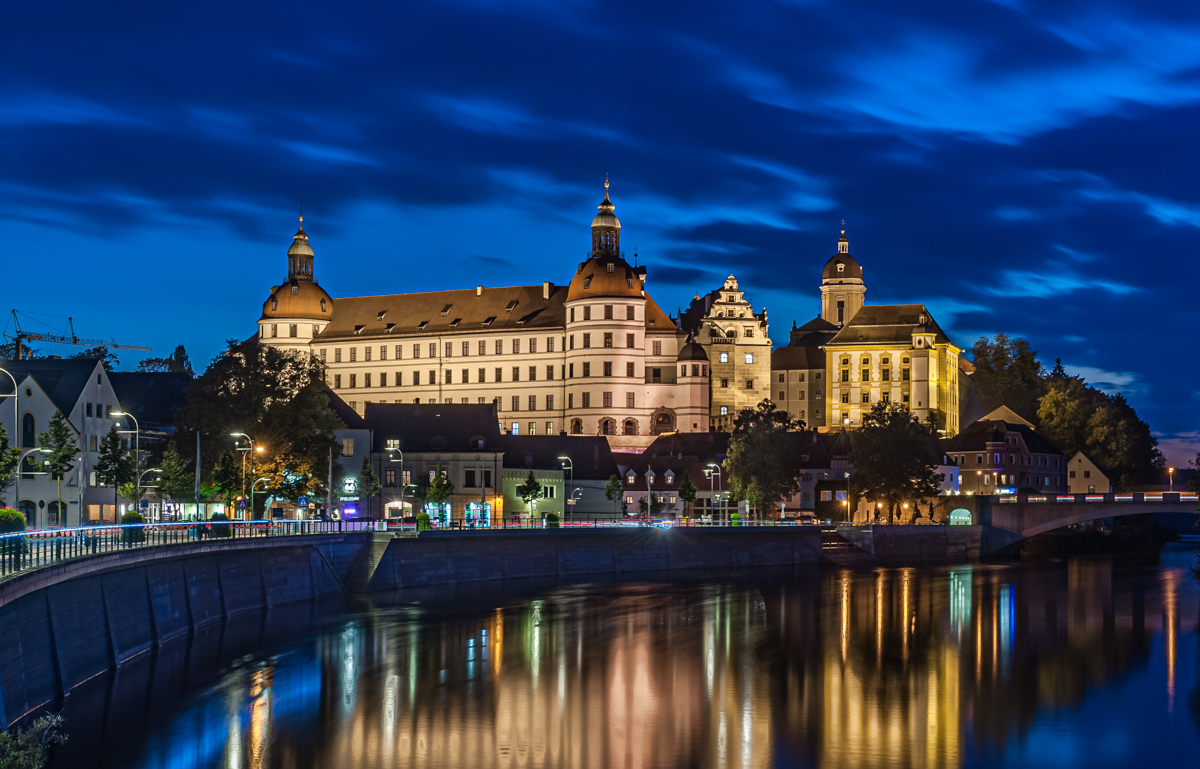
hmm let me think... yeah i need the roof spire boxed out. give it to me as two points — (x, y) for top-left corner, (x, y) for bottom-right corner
(838, 219), (849, 253)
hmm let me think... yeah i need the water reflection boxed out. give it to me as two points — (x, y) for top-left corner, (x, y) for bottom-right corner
(52, 553), (1200, 769)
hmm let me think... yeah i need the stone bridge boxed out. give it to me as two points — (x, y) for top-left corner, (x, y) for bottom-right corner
(933, 491), (1199, 554)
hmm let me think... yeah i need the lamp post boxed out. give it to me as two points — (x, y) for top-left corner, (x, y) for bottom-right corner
(558, 456), (572, 524)
(138, 468), (162, 519)
(231, 433), (253, 518)
(385, 448), (404, 519)
(707, 463), (722, 525)
(15, 448), (48, 527)
(110, 411), (140, 510)
(252, 477), (269, 522)
(1168, 466), (1174, 493)
(704, 467), (715, 523)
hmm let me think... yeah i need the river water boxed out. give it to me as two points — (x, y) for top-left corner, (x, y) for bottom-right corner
(50, 545), (1200, 769)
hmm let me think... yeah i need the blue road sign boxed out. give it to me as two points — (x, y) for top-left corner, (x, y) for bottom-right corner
(298, 496), (309, 507)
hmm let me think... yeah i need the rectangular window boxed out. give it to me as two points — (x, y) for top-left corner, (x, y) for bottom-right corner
(546, 365), (554, 380)
(604, 332), (613, 348)
(626, 333), (635, 348)
(721, 378), (729, 388)
(719, 352), (729, 363)
(881, 392), (889, 403)
(462, 368), (469, 383)
(546, 421), (554, 435)
(512, 366), (520, 382)
(841, 370), (849, 382)
(746, 379), (754, 390)
(342, 438), (355, 456)
(582, 392), (591, 408)
(882, 369), (890, 381)
(429, 369), (436, 385)
(350, 348), (357, 362)
(603, 361), (612, 377)
(570, 308), (575, 322)
(583, 306), (591, 321)
(902, 369), (910, 381)
(745, 353), (754, 364)
(512, 339), (520, 354)
(444, 369), (452, 384)
(495, 339), (503, 354)
(320, 349), (328, 363)
(385, 469), (396, 487)
(626, 392), (635, 408)
(652, 368), (662, 383)
(510, 422), (520, 435)
(349, 374), (357, 388)
(479, 367), (486, 383)
(271, 324), (277, 337)
(841, 391), (849, 403)
(288, 324), (298, 337)
(569, 335), (575, 350)
(395, 345), (403, 359)
(529, 339), (537, 354)
(779, 374), (785, 383)
(627, 306), (635, 320)
(653, 340), (662, 356)
(462, 341), (470, 356)
(413, 371), (420, 386)
(429, 343), (436, 358)
(528, 395), (537, 411)
(861, 393), (869, 403)
(412, 344), (420, 359)
(546, 337), (555, 352)
(569, 363), (574, 378)
(335, 348), (343, 363)
(465, 470), (477, 488)
(604, 304), (613, 319)
(583, 362), (591, 377)
(626, 361), (635, 377)
(364, 347), (372, 361)
(479, 340), (487, 355)
(512, 396), (520, 411)
(862, 368), (870, 381)
(529, 366), (537, 381)
(568, 393), (574, 408)
(603, 391), (612, 408)
(583, 333), (591, 348)
(546, 394), (554, 411)
(364, 373), (372, 387)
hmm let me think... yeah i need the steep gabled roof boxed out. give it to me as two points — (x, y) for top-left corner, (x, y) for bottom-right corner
(108, 371), (191, 430)
(826, 304), (953, 347)
(788, 315), (840, 347)
(361, 402), (502, 452)
(772, 346), (824, 370)
(941, 411), (1064, 456)
(501, 435), (618, 480)
(0, 358), (100, 417)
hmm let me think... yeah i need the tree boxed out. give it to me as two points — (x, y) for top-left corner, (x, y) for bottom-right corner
(678, 471), (698, 519)
(849, 402), (944, 524)
(38, 411), (79, 525)
(724, 400), (805, 519)
(358, 457), (382, 517)
(253, 452), (326, 517)
(0, 424), (20, 506)
(423, 465), (455, 522)
(174, 341), (343, 500)
(970, 334), (1046, 424)
(0, 712), (67, 768)
(72, 346), (119, 369)
(138, 345), (194, 375)
(1190, 454), (1200, 495)
(211, 450), (242, 512)
(94, 424), (135, 513)
(517, 471), (543, 521)
(158, 439), (194, 518)
(604, 474), (623, 515)
(1038, 376), (1164, 489)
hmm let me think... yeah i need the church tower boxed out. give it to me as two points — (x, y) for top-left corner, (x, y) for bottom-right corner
(259, 213), (333, 352)
(590, 177), (621, 256)
(820, 227), (866, 327)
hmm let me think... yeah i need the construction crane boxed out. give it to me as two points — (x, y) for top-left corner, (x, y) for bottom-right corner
(4, 309), (152, 360)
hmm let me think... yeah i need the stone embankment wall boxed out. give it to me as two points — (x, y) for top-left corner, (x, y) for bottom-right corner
(0, 534), (367, 729)
(836, 525), (983, 563)
(366, 528), (826, 591)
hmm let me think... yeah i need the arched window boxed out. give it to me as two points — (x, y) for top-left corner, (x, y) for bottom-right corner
(654, 412), (674, 433)
(600, 418), (615, 435)
(570, 419), (583, 435)
(47, 500), (65, 526)
(623, 419), (637, 436)
(320, 299), (327, 312)
(17, 500), (35, 527)
(21, 413), (34, 448)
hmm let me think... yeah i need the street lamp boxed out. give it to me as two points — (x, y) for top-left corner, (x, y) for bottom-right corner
(15, 448), (48, 527)
(0, 367), (18, 463)
(707, 463), (722, 525)
(231, 433), (253, 517)
(110, 411), (141, 509)
(252, 476), (269, 521)
(386, 448), (404, 519)
(558, 456), (572, 525)
(138, 468), (162, 519)
(1168, 466), (1175, 493)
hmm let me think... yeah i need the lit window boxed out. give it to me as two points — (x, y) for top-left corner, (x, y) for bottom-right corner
(719, 352), (729, 363)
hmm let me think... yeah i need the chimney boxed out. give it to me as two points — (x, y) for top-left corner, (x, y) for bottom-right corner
(543, 281), (552, 300)
(476, 286), (483, 296)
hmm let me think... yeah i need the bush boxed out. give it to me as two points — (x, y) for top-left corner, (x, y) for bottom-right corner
(208, 512), (232, 538)
(120, 511), (146, 544)
(0, 509), (27, 534)
(545, 511), (560, 529)
(0, 712), (67, 768)
(416, 512), (432, 531)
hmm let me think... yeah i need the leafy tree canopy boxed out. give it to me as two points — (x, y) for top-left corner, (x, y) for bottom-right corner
(137, 345), (194, 375)
(850, 402), (944, 523)
(71, 346), (119, 368)
(38, 411), (79, 513)
(0, 424), (20, 503)
(971, 334), (1046, 425)
(425, 466), (455, 505)
(724, 399), (806, 515)
(517, 470), (543, 513)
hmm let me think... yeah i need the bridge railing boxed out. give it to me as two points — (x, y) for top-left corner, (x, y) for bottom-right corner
(0, 520), (377, 581)
(997, 492), (1198, 504)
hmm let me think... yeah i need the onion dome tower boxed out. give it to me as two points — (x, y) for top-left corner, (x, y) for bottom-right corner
(820, 225), (866, 327)
(259, 212), (334, 351)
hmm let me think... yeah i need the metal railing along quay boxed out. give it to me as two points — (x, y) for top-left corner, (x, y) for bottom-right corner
(0, 519), (378, 580)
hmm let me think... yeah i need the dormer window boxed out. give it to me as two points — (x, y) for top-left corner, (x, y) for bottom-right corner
(271, 298), (278, 311)
(377, 311), (386, 321)
(417, 320), (429, 330)
(482, 316), (496, 326)
(583, 277), (592, 289)
(449, 318), (461, 328)
(353, 325), (365, 335)
(505, 300), (518, 314)
(837, 263), (845, 273)
(441, 304), (452, 317)
(606, 263), (615, 273)
(627, 279), (634, 288)
(627, 472), (635, 484)
(385, 323), (395, 333)
(291, 285), (298, 295)
(320, 299), (327, 312)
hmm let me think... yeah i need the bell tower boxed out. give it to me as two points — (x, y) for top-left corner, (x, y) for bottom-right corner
(287, 213), (316, 283)
(590, 177), (621, 256)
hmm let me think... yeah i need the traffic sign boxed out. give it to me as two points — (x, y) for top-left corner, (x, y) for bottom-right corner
(239, 499), (248, 509)
(297, 496), (309, 507)
(140, 500), (148, 508)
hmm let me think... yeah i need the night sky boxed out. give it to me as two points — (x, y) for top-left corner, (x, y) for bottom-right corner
(2, 1), (1196, 464)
